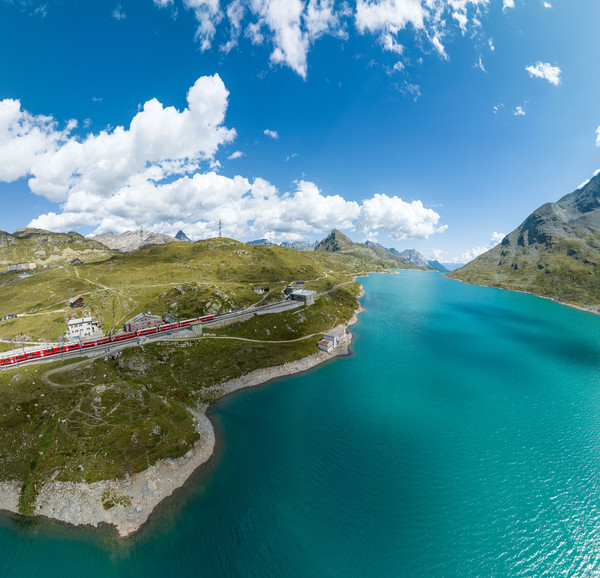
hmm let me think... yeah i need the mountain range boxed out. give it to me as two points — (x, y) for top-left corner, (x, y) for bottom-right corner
(365, 242), (448, 272)
(91, 230), (187, 252)
(315, 229), (423, 269)
(0, 228), (112, 267)
(451, 173), (600, 308)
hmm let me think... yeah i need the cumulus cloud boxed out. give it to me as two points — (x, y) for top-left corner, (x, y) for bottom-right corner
(513, 105), (525, 116)
(228, 150), (245, 159)
(26, 74), (236, 203)
(596, 126), (600, 147)
(264, 128), (279, 139)
(526, 61), (561, 86)
(458, 231), (505, 262)
(543, 1), (551, 7)
(502, 0), (514, 11)
(28, 170), (445, 243)
(0, 99), (72, 182)
(577, 169), (600, 190)
(355, 193), (447, 240)
(3, 77), (445, 242)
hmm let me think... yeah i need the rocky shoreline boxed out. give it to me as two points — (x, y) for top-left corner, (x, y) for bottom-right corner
(0, 293), (365, 538)
(448, 276), (600, 317)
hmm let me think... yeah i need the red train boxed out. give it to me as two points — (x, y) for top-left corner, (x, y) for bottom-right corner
(0, 315), (214, 368)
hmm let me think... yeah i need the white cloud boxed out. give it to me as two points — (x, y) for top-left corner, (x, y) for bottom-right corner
(148, 1), (503, 79)
(264, 128), (279, 139)
(6, 75), (235, 203)
(0, 99), (71, 182)
(184, 0), (223, 51)
(28, 171), (446, 243)
(490, 231), (505, 244)
(577, 169), (600, 189)
(476, 55), (486, 72)
(355, 193), (447, 240)
(355, 0), (426, 35)
(513, 105), (525, 116)
(596, 126), (600, 147)
(6, 77), (445, 242)
(380, 32), (404, 54)
(488, 37), (495, 51)
(543, 1), (551, 7)
(578, 179), (590, 190)
(458, 231), (505, 263)
(222, 0), (246, 53)
(228, 150), (245, 159)
(502, 0), (514, 11)
(430, 248), (445, 261)
(493, 103), (503, 114)
(249, 0), (309, 78)
(526, 61), (561, 86)
(112, 4), (126, 19)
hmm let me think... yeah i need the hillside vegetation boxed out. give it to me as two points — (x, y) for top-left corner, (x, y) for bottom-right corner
(0, 234), (387, 345)
(315, 229), (419, 268)
(451, 174), (600, 310)
(0, 228), (113, 268)
(0, 280), (360, 515)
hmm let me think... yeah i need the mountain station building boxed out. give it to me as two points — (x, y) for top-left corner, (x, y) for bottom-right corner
(66, 317), (102, 341)
(125, 312), (164, 332)
(289, 289), (317, 306)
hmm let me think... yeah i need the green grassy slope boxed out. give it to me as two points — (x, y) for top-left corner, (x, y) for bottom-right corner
(0, 228), (113, 267)
(0, 281), (361, 515)
(450, 175), (600, 309)
(0, 236), (382, 344)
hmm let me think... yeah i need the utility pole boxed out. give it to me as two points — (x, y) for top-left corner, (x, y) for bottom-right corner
(218, 219), (222, 238)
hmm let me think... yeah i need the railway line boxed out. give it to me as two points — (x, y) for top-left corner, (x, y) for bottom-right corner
(0, 298), (301, 370)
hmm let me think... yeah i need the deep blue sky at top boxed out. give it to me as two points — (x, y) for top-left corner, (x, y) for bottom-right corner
(0, 0), (599, 261)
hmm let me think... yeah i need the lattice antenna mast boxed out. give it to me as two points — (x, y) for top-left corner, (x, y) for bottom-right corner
(218, 219), (222, 238)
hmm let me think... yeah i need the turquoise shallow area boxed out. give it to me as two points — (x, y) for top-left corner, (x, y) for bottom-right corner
(3, 271), (600, 576)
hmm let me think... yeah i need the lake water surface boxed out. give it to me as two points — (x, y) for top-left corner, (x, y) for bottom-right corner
(3, 271), (600, 576)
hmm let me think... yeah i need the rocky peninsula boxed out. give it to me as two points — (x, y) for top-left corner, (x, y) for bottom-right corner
(0, 298), (364, 538)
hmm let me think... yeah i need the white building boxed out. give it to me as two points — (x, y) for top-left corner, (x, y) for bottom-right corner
(66, 317), (102, 341)
(318, 327), (347, 353)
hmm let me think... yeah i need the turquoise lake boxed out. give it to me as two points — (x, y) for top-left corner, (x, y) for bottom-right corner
(3, 271), (600, 576)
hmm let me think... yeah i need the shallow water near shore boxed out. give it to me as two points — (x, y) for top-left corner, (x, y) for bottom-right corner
(4, 270), (600, 576)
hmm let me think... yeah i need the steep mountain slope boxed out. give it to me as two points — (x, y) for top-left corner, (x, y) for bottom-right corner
(451, 173), (600, 307)
(426, 260), (449, 273)
(280, 240), (318, 251)
(175, 230), (192, 242)
(92, 230), (180, 252)
(0, 228), (113, 267)
(247, 238), (274, 245)
(316, 230), (416, 268)
(366, 243), (448, 272)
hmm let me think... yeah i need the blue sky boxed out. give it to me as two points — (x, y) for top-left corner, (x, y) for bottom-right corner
(0, 0), (598, 262)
